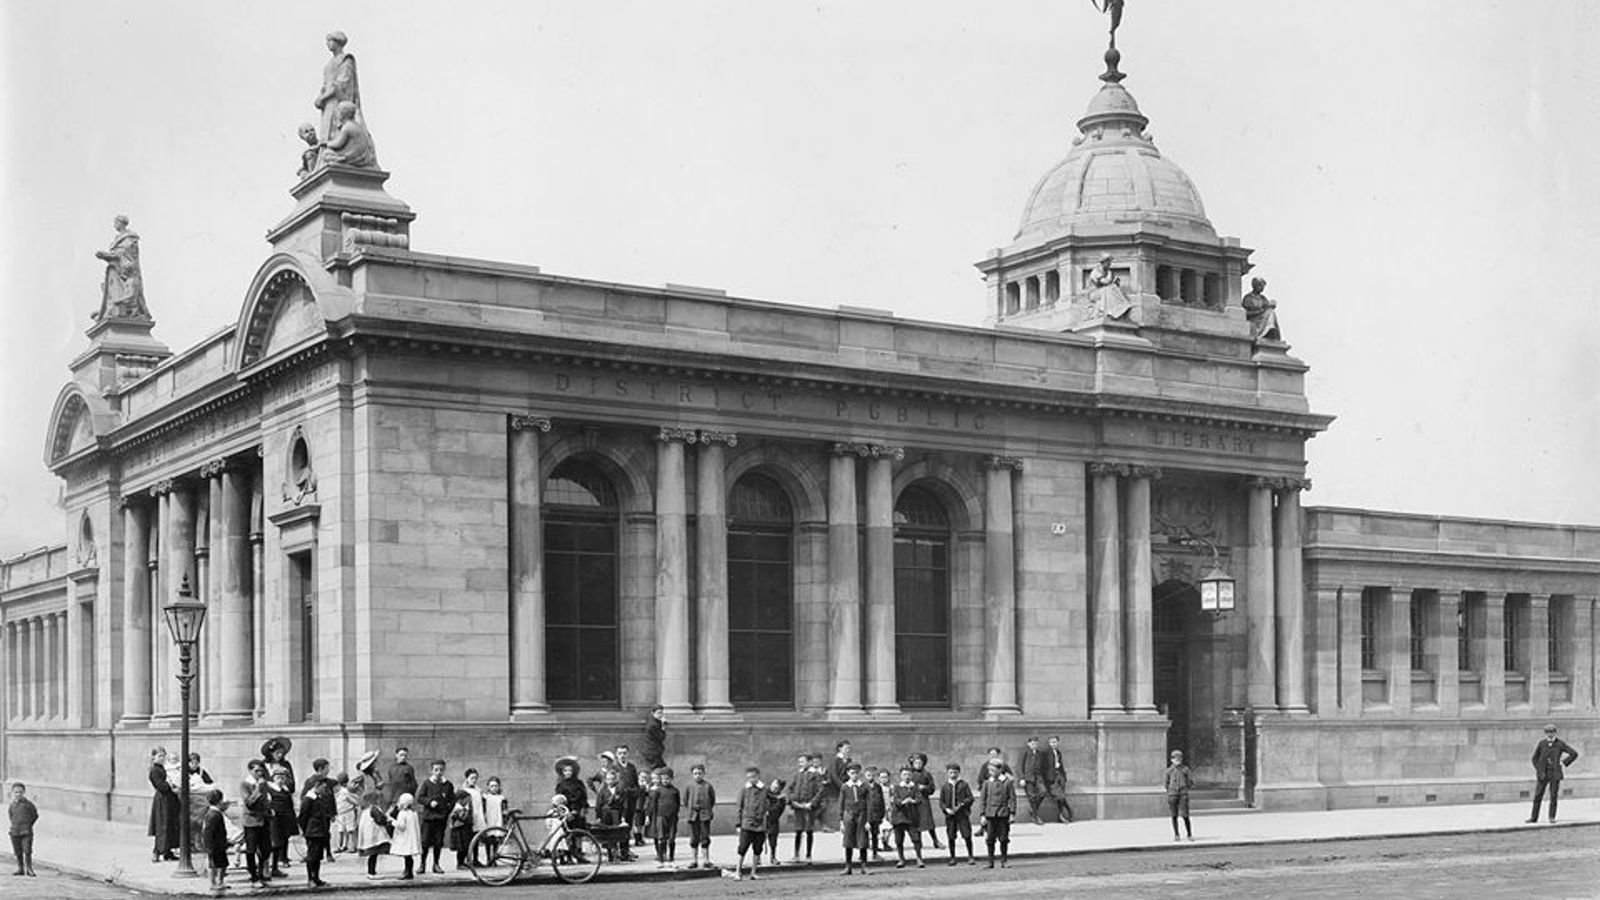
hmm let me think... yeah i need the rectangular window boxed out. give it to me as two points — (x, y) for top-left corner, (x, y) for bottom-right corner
(1409, 594), (1427, 671)
(1360, 590), (1379, 670)
(1457, 596), (1475, 672)
(288, 550), (316, 721)
(1503, 596), (1522, 673)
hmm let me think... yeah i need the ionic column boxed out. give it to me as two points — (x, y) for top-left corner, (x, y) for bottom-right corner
(695, 431), (737, 715)
(200, 463), (223, 716)
(5, 623), (16, 721)
(1274, 480), (1309, 713)
(166, 482), (197, 717)
(1575, 597), (1597, 711)
(1481, 592), (1506, 713)
(508, 416), (552, 719)
(1245, 478), (1277, 710)
(1435, 590), (1461, 715)
(1089, 463), (1124, 715)
(826, 443), (865, 716)
(654, 428), (694, 714)
(984, 456), (1023, 716)
(249, 472), (265, 718)
(1528, 594), (1551, 714)
(1386, 588), (1411, 714)
(153, 485), (171, 717)
(29, 618), (43, 721)
(215, 463), (256, 721)
(48, 613), (63, 720)
(1123, 466), (1158, 714)
(864, 445), (902, 715)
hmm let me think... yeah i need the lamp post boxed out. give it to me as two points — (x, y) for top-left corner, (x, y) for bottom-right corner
(1169, 535), (1236, 618)
(163, 573), (207, 878)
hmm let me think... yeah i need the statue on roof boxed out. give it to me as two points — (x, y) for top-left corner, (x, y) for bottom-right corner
(1090, 0), (1125, 47)
(322, 101), (378, 168)
(92, 215), (149, 322)
(1242, 277), (1283, 342)
(1087, 252), (1134, 320)
(314, 31), (364, 144)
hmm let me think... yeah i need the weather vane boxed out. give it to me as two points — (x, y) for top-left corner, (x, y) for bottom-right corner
(1088, 0), (1128, 83)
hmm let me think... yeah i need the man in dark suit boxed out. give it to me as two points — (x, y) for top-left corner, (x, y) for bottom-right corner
(1016, 737), (1049, 825)
(1045, 735), (1074, 823)
(1526, 723), (1579, 823)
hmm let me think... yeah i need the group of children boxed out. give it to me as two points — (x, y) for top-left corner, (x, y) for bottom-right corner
(350, 751), (511, 882)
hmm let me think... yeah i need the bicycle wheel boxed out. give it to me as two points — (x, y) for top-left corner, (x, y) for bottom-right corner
(467, 827), (526, 886)
(551, 829), (602, 884)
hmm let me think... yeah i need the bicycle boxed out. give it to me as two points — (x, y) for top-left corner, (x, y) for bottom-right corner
(466, 807), (603, 886)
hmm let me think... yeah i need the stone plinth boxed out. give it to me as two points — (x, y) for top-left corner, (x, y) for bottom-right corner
(266, 164), (415, 262)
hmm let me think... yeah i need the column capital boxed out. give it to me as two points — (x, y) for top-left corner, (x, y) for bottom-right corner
(199, 459), (227, 479)
(986, 455), (1024, 472)
(867, 444), (904, 461)
(120, 493), (146, 510)
(1088, 461), (1131, 478)
(1250, 475), (1312, 492)
(148, 478), (176, 498)
(830, 441), (874, 458)
(510, 415), (553, 433)
(657, 426), (697, 443)
(1127, 465), (1162, 480)
(697, 430), (739, 447)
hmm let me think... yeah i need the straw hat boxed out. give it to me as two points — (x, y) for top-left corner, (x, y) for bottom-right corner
(355, 750), (381, 773)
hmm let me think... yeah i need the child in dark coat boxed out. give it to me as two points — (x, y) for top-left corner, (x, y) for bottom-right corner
(297, 776), (336, 888)
(760, 778), (787, 866)
(9, 782), (38, 877)
(267, 770), (299, 876)
(733, 768), (768, 881)
(201, 789), (228, 891)
(890, 766), (925, 868)
(448, 790), (475, 869)
(682, 764), (715, 870)
(646, 767), (681, 867)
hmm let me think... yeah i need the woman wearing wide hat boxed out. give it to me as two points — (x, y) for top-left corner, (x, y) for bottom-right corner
(908, 752), (942, 850)
(553, 756), (589, 824)
(353, 749), (383, 796)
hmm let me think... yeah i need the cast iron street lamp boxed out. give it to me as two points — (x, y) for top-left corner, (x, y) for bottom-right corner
(163, 574), (207, 878)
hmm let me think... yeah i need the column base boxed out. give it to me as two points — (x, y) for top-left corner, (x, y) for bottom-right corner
(824, 706), (869, 721)
(981, 706), (1023, 720)
(1126, 704), (1160, 715)
(116, 714), (153, 729)
(1278, 704), (1311, 715)
(660, 703), (696, 717)
(200, 711), (257, 727)
(865, 705), (904, 718)
(1089, 706), (1128, 717)
(695, 704), (738, 717)
(509, 705), (552, 721)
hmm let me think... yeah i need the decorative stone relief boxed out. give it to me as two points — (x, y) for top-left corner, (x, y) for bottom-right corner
(281, 429), (318, 506)
(509, 415), (552, 433)
(1152, 479), (1224, 543)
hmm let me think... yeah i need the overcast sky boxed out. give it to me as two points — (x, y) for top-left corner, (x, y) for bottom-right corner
(2, 1), (1597, 557)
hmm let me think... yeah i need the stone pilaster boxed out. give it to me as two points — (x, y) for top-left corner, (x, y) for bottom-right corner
(654, 427), (695, 715)
(1434, 590), (1461, 715)
(508, 416), (552, 719)
(1337, 586), (1362, 716)
(1122, 466), (1158, 714)
(121, 500), (152, 724)
(166, 482), (197, 718)
(154, 485), (171, 717)
(1575, 597), (1596, 711)
(1385, 588), (1411, 715)
(1273, 479), (1308, 712)
(826, 443), (865, 717)
(199, 462), (222, 717)
(215, 464), (255, 721)
(1481, 592), (1506, 713)
(1245, 478), (1277, 710)
(29, 618), (44, 720)
(1089, 462), (1124, 715)
(863, 445), (903, 715)
(984, 455), (1023, 717)
(1527, 594), (1551, 715)
(1310, 584), (1340, 715)
(695, 430), (737, 715)
(44, 614), (59, 720)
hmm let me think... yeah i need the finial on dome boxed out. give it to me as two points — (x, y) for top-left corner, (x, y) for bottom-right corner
(1089, 0), (1128, 82)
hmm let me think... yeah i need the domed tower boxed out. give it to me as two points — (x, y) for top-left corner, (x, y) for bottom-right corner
(976, 48), (1255, 343)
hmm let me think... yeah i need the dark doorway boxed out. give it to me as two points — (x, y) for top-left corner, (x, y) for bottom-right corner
(1153, 580), (1198, 759)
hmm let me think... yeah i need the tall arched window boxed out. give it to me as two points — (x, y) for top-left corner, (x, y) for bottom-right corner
(544, 459), (620, 707)
(727, 473), (794, 707)
(893, 484), (951, 707)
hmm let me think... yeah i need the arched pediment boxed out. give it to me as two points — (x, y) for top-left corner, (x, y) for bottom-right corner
(233, 253), (351, 371)
(45, 382), (114, 467)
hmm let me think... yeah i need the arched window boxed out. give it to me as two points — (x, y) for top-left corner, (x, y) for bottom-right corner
(544, 459), (620, 707)
(727, 473), (794, 707)
(893, 484), (951, 707)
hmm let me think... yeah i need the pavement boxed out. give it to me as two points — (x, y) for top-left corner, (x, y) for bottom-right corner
(4, 798), (1597, 895)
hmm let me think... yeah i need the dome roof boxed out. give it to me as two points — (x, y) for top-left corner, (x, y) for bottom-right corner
(1015, 82), (1214, 244)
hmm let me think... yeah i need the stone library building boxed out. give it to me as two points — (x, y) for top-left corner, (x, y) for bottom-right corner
(2, 33), (1595, 827)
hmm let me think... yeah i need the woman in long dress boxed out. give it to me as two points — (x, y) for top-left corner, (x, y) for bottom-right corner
(147, 747), (180, 861)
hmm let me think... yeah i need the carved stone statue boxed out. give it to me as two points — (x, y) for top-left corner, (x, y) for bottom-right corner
(295, 123), (321, 178)
(1241, 277), (1282, 341)
(1091, 0), (1126, 46)
(322, 101), (378, 168)
(1087, 252), (1133, 320)
(314, 31), (363, 144)
(92, 215), (149, 322)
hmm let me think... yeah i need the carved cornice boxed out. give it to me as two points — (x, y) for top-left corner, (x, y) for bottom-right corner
(697, 430), (739, 448)
(656, 426), (697, 443)
(510, 415), (553, 433)
(986, 455), (1025, 472)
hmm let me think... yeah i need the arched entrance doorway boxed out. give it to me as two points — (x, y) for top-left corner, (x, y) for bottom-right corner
(1153, 579), (1226, 783)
